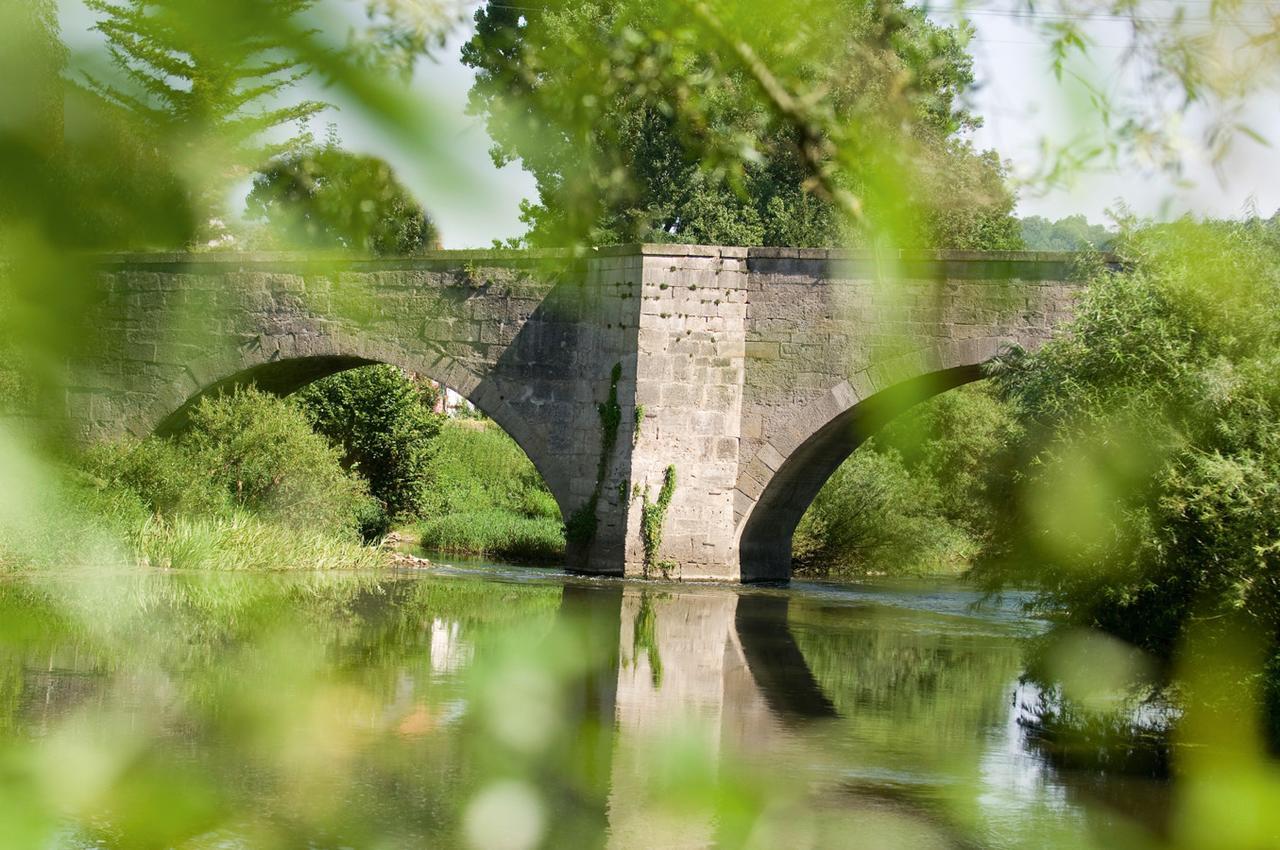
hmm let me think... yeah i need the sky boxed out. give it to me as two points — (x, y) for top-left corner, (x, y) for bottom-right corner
(58, 0), (1280, 248)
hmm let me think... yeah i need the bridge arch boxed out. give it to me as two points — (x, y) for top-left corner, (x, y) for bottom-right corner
(737, 357), (996, 582)
(140, 343), (574, 523)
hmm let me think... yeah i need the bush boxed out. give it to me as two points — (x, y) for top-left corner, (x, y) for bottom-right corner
(874, 381), (1021, 543)
(416, 419), (564, 562)
(294, 365), (441, 524)
(180, 387), (376, 539)
(420, 420), (561, 522)
(793, 445), (973, 576)
(81, 438), (230, 519)
(973, 218), (1280, 744)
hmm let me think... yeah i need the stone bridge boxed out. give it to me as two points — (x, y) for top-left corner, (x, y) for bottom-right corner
(66, 245), (1093, 581)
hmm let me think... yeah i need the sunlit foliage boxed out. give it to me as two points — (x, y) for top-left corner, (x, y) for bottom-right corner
(295, 365), (442, 524)
(462, 0), (1021, 248)
(246, 133), (442, 253)
(979, 217), (1280, 743)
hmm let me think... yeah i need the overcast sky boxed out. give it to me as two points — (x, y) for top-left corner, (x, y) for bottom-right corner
(60, 1), (1280, 248)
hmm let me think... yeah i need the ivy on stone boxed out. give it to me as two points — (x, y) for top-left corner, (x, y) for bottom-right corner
(641, 465), (677, 578)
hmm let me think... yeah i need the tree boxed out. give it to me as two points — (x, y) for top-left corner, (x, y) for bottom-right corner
(346, 0), (463, 82)
(462, 0), (1021, 249)
(1020, 214), (1116, 252)
(0, 0), (65, 155)
(294, 366), (443, 524)
(975, 218), (1280, 741)
(81, 0), (327, 240)
(245, 137), (440, 254)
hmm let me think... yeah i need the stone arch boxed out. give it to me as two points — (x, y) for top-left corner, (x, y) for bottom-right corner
(736, 360), (992, 581)
(137, 343), (572, 523)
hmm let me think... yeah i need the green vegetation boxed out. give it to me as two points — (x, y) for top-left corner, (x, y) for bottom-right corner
(1020, 214), (1117, 252)
(417, 418), (564, 562)
(640, 465), (677, 578)
(295, 365), (442, 531)
(462, 0), (1020, 249)
(82, 0), (326, 238)
(973, 217), (1280, 746)
(794, 383), (1017, 576)
(2, 387), (383, 571)
(566, 362), (625, 546)
(246, 133), (440, 254)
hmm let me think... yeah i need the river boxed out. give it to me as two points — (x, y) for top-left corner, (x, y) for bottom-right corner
(0, 563), (1169, 848)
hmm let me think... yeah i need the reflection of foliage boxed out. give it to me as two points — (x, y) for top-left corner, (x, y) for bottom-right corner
(632, 590), (664, 688)
(246, 137), (440, 254)
(296, 365), (443, 525)
(789, 599), (1022, 762)
(0, 570), (566, 845)
(462, 0), (1020, 249)
(978, 218), (1280, 743)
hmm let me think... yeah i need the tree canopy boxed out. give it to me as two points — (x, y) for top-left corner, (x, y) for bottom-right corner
(462, 0), (1021, 249)
(245, 137), (440, 254)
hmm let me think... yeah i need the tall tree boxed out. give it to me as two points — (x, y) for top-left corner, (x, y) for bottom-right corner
(82, 0), (327, 241)
(462, 0), (1021, 249)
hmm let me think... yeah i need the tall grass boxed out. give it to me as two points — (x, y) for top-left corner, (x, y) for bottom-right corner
(416, 420), (565, 563)
(418, 510), (564, 564)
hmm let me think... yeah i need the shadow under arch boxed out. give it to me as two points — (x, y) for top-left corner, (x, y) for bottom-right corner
(738, 363), (985, 582)
(147, 352), (573, 524)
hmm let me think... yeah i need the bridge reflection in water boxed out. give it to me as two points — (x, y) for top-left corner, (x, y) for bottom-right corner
(1, 571), (1163, 848)
(604, 586), (839, 848)
(546, 577), (1121, 849)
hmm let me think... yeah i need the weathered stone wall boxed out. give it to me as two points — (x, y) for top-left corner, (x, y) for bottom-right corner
(68, 251), (638, 557)
(63, 246), (1095, 581)
(733, 250), (1091, 579)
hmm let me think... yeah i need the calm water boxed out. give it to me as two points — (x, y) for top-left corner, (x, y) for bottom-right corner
(0, 563), (1168, 849)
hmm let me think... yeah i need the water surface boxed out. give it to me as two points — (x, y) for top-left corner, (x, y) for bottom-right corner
(0, 564), (1166, 848)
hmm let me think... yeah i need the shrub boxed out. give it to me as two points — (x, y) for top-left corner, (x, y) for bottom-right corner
(793, 445), (973, 576)
(81, 438), (230, 519)
(875, 381), (1021, 543)
(294, 365), (441, 523)
(973, 218), (1280, 744)
(420, 420), (561, 522)
(415, 419), (564, 562)
(179, 387), (376, 539)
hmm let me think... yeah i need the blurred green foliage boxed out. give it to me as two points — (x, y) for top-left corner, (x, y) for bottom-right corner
(976, 217), (1280, 743)
(82, 0), (327, 240)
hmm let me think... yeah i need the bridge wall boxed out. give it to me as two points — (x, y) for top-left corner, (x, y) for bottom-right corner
(61, 246), (1094, 581)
